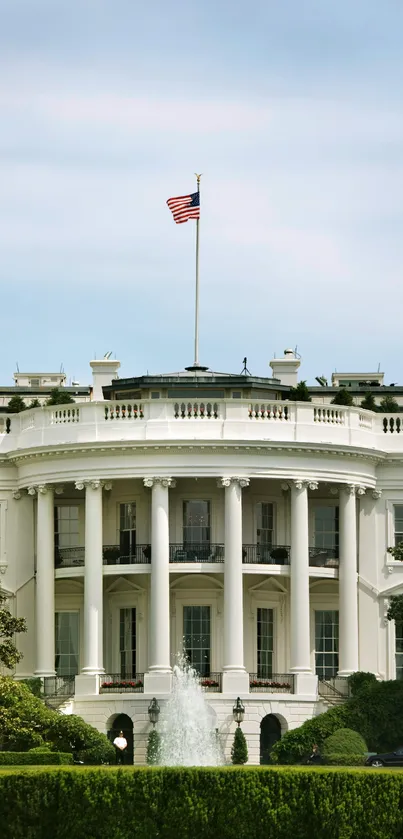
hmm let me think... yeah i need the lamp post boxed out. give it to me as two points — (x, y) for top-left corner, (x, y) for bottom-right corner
(148, 697), (160, 727)
(233, 696), (245, 727)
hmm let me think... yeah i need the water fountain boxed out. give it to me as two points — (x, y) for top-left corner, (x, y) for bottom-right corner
(158, 655), (224, 766)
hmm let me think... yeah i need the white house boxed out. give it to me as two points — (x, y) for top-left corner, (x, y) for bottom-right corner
(1, 350), (403, 764)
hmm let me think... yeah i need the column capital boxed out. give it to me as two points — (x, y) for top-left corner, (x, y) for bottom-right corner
(28, 483), (55, 496)
(343, 484), (366, 497)
(218, 477), (250, 489)
(143, 477), (176, 489)
(372, 489), (382, 500)
(290, 479), (318, 491)
(75, 479), (111, 492)
(12, 490), (23, 500)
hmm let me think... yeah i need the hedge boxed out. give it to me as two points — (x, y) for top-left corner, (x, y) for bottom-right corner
(0, 766), (403, 839)
(323, 754), (367, 766)
(323, 728), (367, 756)
(0, 752), (73, 765)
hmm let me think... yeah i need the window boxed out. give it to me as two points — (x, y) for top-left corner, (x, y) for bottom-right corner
(30, 378), (40, 387)
(54, 506), (79, 550)
(120, 608), (136, 677)
(314, 506), (339, 552)
(119, 503), (136, 558)
(151, 391), (160, 399)
(55, 612), (79, 676)
(183, 605), (211, 675)
(256, 503), (274, 547)
(395, 506), (403, 545)
(315, 610), (339, 679)
(257, 608), (273, 678)
(183, 500), (210, 546)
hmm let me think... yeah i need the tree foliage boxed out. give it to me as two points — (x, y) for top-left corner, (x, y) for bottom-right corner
(379, 394), (400, 413)
(322, 727), (367, 756)
(387, 596), (403, 623)
(0, 591), (26, 670)
(331, 388), (354, 406)
(45, 389), (75, 406)
(347, 671), (377, 696)
(28, 399), (41, 409)
(360, 392), (378, 412)
(231, 726), (248, 764)
(146, 729), (161, 765)
(288, 381), (312, 402)
(6, 395), (26, 413)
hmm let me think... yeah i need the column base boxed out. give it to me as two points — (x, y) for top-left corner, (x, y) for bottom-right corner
(221, 670), (250, 695)
(143, 671), (172, 694)
(75, 674), (100, 696)
(292, 672), (318, 696)
(337, 670), (356, 678)
(34, 670), (56, 678)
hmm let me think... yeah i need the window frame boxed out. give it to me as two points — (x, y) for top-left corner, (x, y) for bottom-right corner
(55, 610), (80, 676)
(314, 609), (339, 680)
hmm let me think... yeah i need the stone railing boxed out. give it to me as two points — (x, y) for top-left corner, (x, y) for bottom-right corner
(1, 400), (402, 453)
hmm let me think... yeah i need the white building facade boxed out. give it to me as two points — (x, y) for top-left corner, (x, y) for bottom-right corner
(1, 354), (403, 764)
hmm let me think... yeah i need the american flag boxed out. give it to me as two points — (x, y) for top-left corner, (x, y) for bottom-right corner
(166, 191), (200, 224)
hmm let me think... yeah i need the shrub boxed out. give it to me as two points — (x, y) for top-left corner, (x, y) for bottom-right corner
(323, 753), (367, 766)
(379, 394), (400, 413)
(146, 729), (161, 765)
(0, 751), (72, 765)
(20, 677), (43, 698)
(360, 392), (378, 412)
(0, 767), (403, 839)
(6, 396), (26, 413)
(46, 388), (74, 406)
(347, 671), (377, 696)
(45, 714), (115, 764)
(288, 381), (311, 402)
(331, 388), (354, 406)
(322, 727), (367, 756)
(231, 727), (248, 764)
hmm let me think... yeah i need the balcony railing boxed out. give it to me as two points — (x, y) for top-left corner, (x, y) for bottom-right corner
(43, 675), (76, 698)
(169, 544), (224, 563)
(242, 545), (290, 564)
(200, 672), (222, 692)
(55, 545), (152, 567)
(100, 674), (144, 693)
(249, 673), (295, 693)
(309, 547), (339, 568)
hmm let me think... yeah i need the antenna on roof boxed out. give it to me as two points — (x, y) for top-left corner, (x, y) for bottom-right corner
(104, 351), (112, 359)
(16, 362), (19, 373)
(240, 357), (251, 375)
(377, 362), (381, 372)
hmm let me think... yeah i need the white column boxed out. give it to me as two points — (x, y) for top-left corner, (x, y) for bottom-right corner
(79, 480), (104, 675)
(290, 479), (318, 694)
(34, 484), (56, 677)
(338, 484), (360, 676)
(220, 476), (250, 694)
(143, 477), (175, 693)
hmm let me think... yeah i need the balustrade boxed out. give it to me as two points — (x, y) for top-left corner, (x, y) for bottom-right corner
(51, 407), (80, 424)
(248, 403), (290, 420)
(313, 407), (345, 424)
(104, 402), (143, 420)
(100, 674), (144, 693)
(173, 401), (219, 419)
(242, 544), (290, 564)
(249, 673), (295, 693)
(383, 416), (402, 434)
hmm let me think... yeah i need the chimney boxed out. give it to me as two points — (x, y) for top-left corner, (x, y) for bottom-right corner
(90, 358), (121, 401)
(269, 349), (301, 387)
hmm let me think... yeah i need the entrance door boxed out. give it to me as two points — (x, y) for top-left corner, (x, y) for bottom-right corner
(260, 714), (281, 765)
(108, 713), (134, 765)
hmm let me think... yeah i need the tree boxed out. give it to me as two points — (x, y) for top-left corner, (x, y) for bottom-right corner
(387, 595), (403, 623)
(288, 381), (311, 402)
(45, 389), (75, 406)
(231, 726), (248, 765)
(0, 591), (26, 669)
(379, 394), (400, 413)
(331, 388), (354, 406)
(29, 399), (41, 409)
(360, 392), (378, 412)
(146, 729), (161, 764)
(7, 395), (26, 413)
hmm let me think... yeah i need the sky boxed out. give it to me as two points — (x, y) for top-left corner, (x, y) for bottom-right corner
(1, 0), (403, 386)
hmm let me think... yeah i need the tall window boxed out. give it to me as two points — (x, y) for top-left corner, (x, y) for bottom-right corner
(120, 608), (136, 677)
(55, 612), (79, 676)
(256, 503), (274, 547)
(183, 500), (210, 546)
(394, 506), (403, 545)
(314, 506), (339, 553)
(54, 506), (79, 550)
(257, 608), (274, 678)
(183, 605), (211, 675)
(396, 623), (403, 680)
(119, 503), (136, 558)
(315, 610), (339, 679)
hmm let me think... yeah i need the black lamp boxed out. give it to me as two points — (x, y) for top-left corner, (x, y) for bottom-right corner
(233, 696), (245, 726)
(148, 697), (160, 727)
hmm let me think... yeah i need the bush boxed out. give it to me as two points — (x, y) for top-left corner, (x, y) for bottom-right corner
(0, 751), (72, 765)
(45, 714), (115, 764)
(231, 727), (248, 764)
(20, 677), (43, 698)
(347, 671), (377, 696)
(271, 678), (403, 764)
(323, 728), (367, 756)
(331, 388), (354, 406)
(147, 729), (161, 765)
(323, 754), (367, 766)
(288, 381), (311, 402)
(0, 767), (403, 839)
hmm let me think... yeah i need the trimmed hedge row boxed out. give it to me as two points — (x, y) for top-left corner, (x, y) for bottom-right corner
(0, 766), (403, 839)
(0, 752), (73, 766)
(323, 754), (366, 766)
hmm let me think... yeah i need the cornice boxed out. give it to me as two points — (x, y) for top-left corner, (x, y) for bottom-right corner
(5, 439), (386, 466)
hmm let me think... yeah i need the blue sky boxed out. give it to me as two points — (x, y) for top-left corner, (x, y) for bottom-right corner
(1, 0), (403, 386)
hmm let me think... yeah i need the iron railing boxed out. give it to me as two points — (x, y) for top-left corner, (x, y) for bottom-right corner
(249, 673), (295, 693)
(242, 545), (290, 564)
(200, 672), (222, 692)
(169, 544), (224, 563)
(43, 675), (76, 698)
(55, 545), (152, 568)
(309, 547), (339, 567)
(100, 674), (144, 693)
(318, 676), (350, 703)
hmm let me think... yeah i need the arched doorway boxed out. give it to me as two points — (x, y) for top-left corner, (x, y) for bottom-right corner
(260, 714), (281, 765)
(107, 714), (134, 765)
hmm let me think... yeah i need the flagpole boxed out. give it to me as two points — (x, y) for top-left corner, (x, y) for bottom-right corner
(194, 173), (201, 367)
